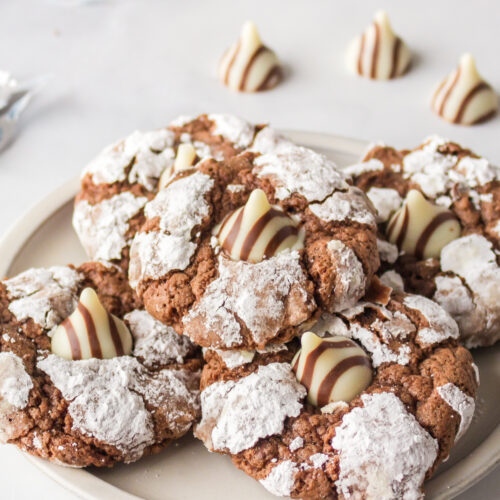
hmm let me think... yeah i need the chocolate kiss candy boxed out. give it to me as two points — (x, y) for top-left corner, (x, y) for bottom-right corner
(158, 143), (197, 190)
(431, 53), (498, 125)
(51, 288), (133, 360)
(346, 10), (411, 80)
(386, 190), (461, 260)
(218, 21), (282, 92)
(216, 188), (303, 263)
(292, 332), (372, 407)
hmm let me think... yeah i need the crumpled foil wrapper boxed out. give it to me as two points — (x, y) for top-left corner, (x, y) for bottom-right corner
(0, 71), (50, 152)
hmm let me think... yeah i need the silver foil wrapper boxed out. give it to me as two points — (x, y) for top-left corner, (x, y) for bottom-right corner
(0, 71), (50, 152)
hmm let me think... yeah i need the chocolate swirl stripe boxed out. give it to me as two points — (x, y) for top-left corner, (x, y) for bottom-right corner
(357, 33), (366, 75)
(415, 212), (456, 259)
(454, 81), (492, 124)
(438, 66), (461, 116)
(390, 37), (402, 79)
(220, 209), (244, 254)
(51, 288), (133, 361)
(317, 355), (372, 407)
(295, 340), (359, 390)
(257, 65), (282, 91)
(62, 317), (82, 360)
(78, 302), (102, 359)
(223, 42), (240, 86)
(370, 21), (380, 79)
(108, 312), (125, 357)
(264, 224), (300, 259)
(387, 204), (409, 248)
(239, 45), (266, 91)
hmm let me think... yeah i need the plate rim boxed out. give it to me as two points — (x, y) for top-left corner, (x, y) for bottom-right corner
(0, 130), (498, 500)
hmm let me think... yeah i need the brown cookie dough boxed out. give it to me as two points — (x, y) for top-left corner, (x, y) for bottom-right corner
(0, 262), (201, 467)
(346, 136), (500, 347)
(195, 283), (478, 499)
(129, 127), (379, 350)
(73, 114), (261, 269)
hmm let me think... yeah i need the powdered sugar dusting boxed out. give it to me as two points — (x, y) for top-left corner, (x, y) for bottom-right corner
(331, 392), (438, 500)
(83, 129), (176, 190)
(5, 267), (82, 329)
(367, 187), (402, 222)
(146, 171), (214, 236)
(289, 436), (304, 452)
(38, 354), (199, 460)
(125, 309), (195, 367)
(207, 114), (255, 149)
(253, 145), (348, 202)
(249, 127), (295, 155)
(183, 251), (315, 347)
(129, 231), (196, 289)
(437, 383), (475, 441)
(380, 270), (405, 293)
(403, 294), (459, 345)
(195, 363), (305, 454)
(309, 187), (376, 227)
(0, 352), (33, 409)
(377, 239), (399, 264)
(260, 460), (299, 497)
(402, 136), (500, 200)
(73, 192), (147, 262)
(326, 240), (366, 312)
(343, 158), (385, 177)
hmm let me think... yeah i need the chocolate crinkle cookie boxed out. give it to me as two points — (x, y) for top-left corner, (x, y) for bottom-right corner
(195, 279), (478, 500)
(73, 113), (261, 269)
(128, 126), (379, 350)
(345, 136), (500, 348)
(0, 261), (201, 467)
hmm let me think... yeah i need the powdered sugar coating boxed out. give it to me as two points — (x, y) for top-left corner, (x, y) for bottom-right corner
(309, 187), (376, 227)
(145, 171), (214, 236)
(249, 127), (295, 155)
(326, 240), (366, 312)
(380, 270), (405, 293)
(129, 231), (196, 289)
(260, 460), (299, 497)
(343, 158), (385, 177)
(5, 267), (82, 329)
(0, 352), (32, 409)
(377, 239), (399, 264)
(38, 354), (199, 461)
(195, 363), (306, 454)
(403, 294), (459, 345)
(366, 187), (402, 222)
(125, 309), (195, 367)
(207, 114), (255, 149)
(73, 192), (148, 261)
(331, 392), (438, 500)
(437, 383), (475, 441)
(129, 171), (214, 288)
(83, 129), (176, 190)
(402, 136), (500, 200)
(253, 145), (348, 202)
(289, 436), (304, 452)
(183, 251), (314, 348)
(349, 324), (411, 368)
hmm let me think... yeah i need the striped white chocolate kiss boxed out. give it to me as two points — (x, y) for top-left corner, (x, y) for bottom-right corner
(292, 332), (372, 407)
(346, 10), (411, 80)
(431, 53), (498, 125)
(51, 288), (132, 360)
(158, 143), (197, 190)
(386, 190), (461, 260)
(215, 189), (304, 263)
(218, 21), (282, 92)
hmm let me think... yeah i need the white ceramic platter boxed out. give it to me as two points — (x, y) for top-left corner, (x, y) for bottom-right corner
(0, 131), (498, 500)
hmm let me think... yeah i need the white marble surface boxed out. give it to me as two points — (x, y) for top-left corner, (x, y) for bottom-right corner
(0, 0), (498, 498)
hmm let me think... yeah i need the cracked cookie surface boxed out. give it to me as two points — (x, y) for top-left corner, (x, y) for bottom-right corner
(73, 114), (260, 270)
(0, 262), (201, 467)
(195, 282), (478, 499)
(346, 136), (500, 347)
(129, 127), (379, 350)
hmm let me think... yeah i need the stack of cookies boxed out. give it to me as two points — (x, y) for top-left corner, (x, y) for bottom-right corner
(1, 113), (492, 499)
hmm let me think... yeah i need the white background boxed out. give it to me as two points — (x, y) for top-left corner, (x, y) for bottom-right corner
(0, 0), (499, 498)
